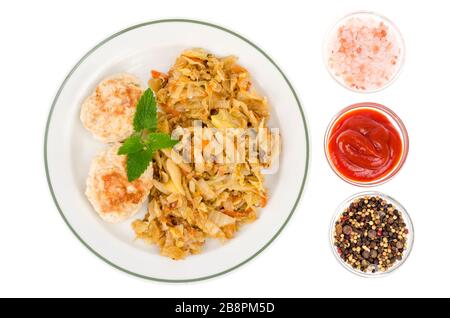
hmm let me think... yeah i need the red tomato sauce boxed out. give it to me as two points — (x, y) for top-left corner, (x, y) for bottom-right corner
(327, 108), (403, 183)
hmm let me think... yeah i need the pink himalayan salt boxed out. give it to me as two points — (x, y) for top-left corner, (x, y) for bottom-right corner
(327, 16), (402, 91)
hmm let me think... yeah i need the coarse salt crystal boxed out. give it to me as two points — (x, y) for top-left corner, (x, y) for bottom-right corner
(326, 14), (403, 92)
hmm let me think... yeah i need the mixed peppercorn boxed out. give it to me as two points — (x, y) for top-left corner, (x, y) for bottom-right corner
(333, 195), (409, 274)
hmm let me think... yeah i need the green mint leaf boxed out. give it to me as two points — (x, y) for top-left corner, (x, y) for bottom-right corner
(126, 148), (154, 182)
(147, 133), (179, 151)
(133, 88), (157, 132)
(118, 134), (144, 155)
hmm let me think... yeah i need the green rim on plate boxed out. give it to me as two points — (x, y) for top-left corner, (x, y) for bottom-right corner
(44, 19), (310, 282)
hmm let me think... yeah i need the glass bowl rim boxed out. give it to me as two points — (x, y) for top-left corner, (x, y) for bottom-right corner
(323, 10), (406, 94)
(329, 191), (415, 278)
(324, 102), (409, 187)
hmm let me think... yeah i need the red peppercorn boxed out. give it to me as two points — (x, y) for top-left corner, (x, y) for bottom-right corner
(377, 228), (383, 236)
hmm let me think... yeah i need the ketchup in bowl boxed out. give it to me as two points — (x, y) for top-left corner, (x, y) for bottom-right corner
(325, 103), (408, 186)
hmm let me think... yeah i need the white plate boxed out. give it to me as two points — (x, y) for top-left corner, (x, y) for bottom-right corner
(45, 19), (310, 282)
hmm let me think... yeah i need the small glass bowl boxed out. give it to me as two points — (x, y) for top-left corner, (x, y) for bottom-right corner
(324, 102), (409, 187)
(323, 11), (405, 93)
(330, 191), (414, 278)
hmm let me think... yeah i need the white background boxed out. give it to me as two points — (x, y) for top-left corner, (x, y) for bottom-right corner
(1, 0), (449, 297)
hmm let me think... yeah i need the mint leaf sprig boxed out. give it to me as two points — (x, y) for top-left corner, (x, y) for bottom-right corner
(118, 88), (179, 181)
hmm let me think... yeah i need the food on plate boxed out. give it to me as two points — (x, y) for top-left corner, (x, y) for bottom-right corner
(132, 48), (275, 259)
(80, 73), (143, 142)
(325, 12), (404, 92)
(325, 103), (407, 185)
(80, 48), (278, 258)
(333, 195), (411, 274)
(85, 143), (153, 223)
